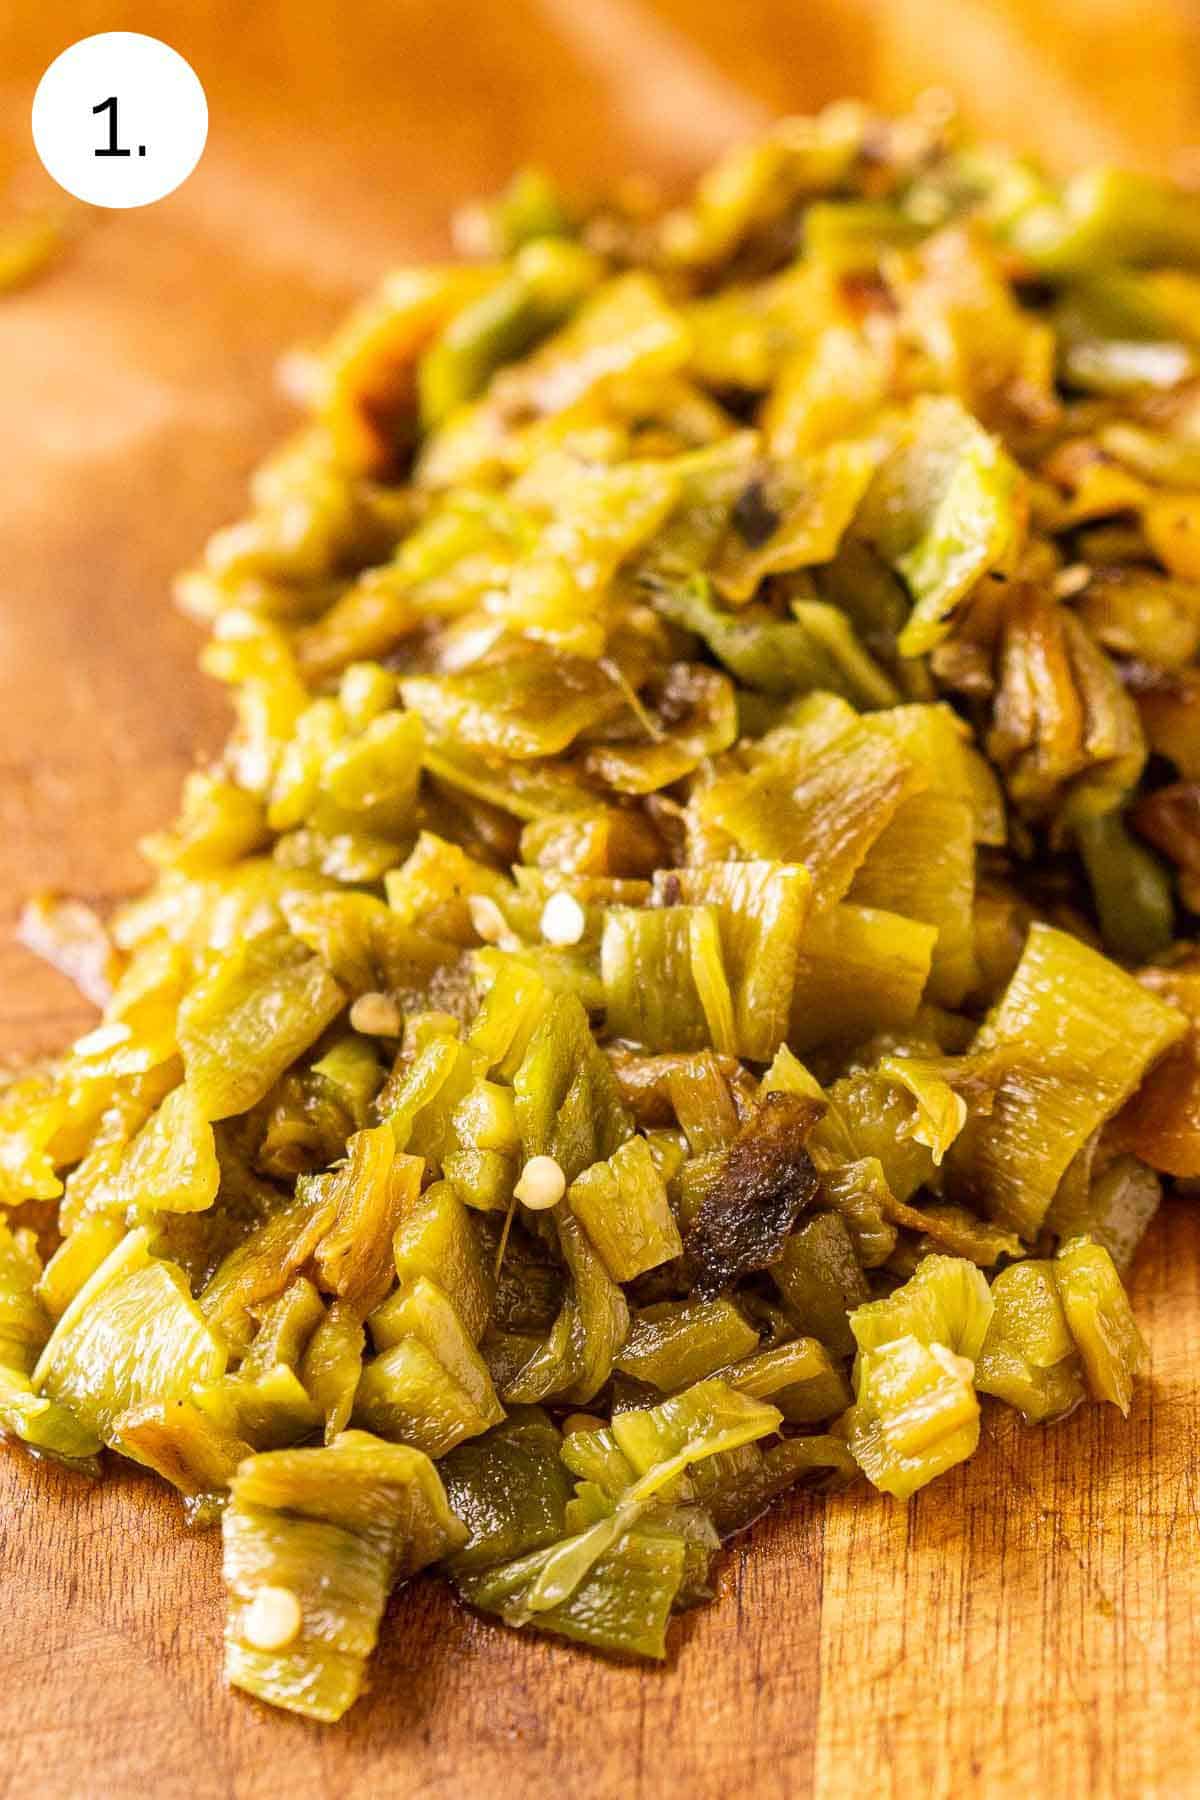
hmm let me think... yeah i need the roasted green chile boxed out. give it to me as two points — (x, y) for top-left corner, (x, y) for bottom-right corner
(4, 100), (1199, 1720)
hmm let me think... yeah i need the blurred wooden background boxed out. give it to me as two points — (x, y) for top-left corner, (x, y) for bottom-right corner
(3, 4), (1200, 1797)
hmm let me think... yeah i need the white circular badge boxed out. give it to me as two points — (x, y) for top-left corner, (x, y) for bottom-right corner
(32, 33), (207, 209)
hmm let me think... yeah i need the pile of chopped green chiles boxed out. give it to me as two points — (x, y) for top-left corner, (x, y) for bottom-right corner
(9, 103), (1200, 1721)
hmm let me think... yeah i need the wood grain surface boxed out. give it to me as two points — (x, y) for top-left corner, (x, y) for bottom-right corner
(3, 4), (1200, 1796)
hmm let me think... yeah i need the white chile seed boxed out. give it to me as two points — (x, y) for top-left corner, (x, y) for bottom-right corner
(1053, 563), (1091, 599)
(243, 1585), (303, 1651)
(349, 992), (403, 1037)
(468, 896), (507, 944)
(539, 891), (586, 947)
(562, 1412), (607, 1435)
(514, 1154), (567, 1211)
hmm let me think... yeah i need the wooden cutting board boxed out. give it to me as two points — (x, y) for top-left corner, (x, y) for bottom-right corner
(3, 4), (1200, 1794)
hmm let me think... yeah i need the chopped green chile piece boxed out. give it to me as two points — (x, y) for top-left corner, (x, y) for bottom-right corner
(320, 708), (424, 836)
(519, 268), (691, 409)
(557, 1472), (707, 1593)
(889, 221), (1059, 434)
(368, 1273), (492, 1370)
(875, 1059), (968, 1167)
(609, 1377), (781, 1486)
(143, 772), (269, 876)
(660, 118), (863, 267)
(0, 1076), (73, 1209)
(689, 1433), (858, 1537)
(513, 991), (632, 1182)
(654, 578), (898, 709)
(418, 239), (602, 428)
(468, 957), (555, 1077)
(0, 1222), (101, 1464)
(310, 1129), (420, 1312)
(817, 1157), (899, 1269)
(353, 1327), (504, 1456)
(659, 1052), (742, 1156)
(639, 1501), (719, 1611)
(223, 1432), (466, 1722)
(842, 1335), (980, 1499)
(1054, 277), (1200, 394)
(283, 889), (456, 998)
(1107, 966), (1200, 1180)
(253, 1057), (363, 1180)
(1010, 167), (1200, 275)
(115, 1394), (254, 1500)
(857, 395), (1024, 657)
(456, 165), (576, 257)
(867, 702), (1005, 845)
(459, 1378), (774, 1653)
(804, 198), (926, 266)
(384, 1034), (478, 1169)
(0, 1364), (102, 1467)
(1074, 562), (1200, 670)
(567, 1135), (682, 1283)
(720, 1337), (851, 1424)
(386, 1179), (493, 1343)
(451, 1079), (521, 1157)
(417, 272), (688, 489)
(765, 315), (894, 459)
(299, 261), (502, 473)
(455, 1525), (688, 1661)
(200, 1187), (337, 1335)
(1045, 1154), (1160, 1275)
(849, 793), (979, 1007)
(37, 1251), (227, 1445)
(102, 1082), (220, 1214)
(558, 1422), (635, 1498)
(557, 1209), (629, 1404)
(400, 646), (624, 759)
(653, 861), (812, 1061)
(711, 442), (879, 602)
(489, 1234), (564, 1335)
(771, 1213), (870, 1358)
(337, 660), (397, 732)
(890, 1199), (1023, 1269)
(984, 584), (1146, 826)
(486, 1324), (559, 1399)
(558, 1381), (779, 1510)
(687, 1092), (822, 1297)
(601, 904), (736, 1056)
(300, 1300), (366, 1441)
(386, 829), (513, 944)
(1101, 420), (1200, 490)
(698, 701), (925, 910)
(974, 1261), (1086, 1424)
(443, 1146), (517, 1213)
(1075, 810), (1175, 964)
(850, 1254), (994, 1364)
(763, 1430), (860, 1492)
(0, 1221), (52, 1374)
(367, 1267), (500, 1422)
(196, 1361), (321, 1452)
(616, 1298), (759, 1390)
(829, 1071), (938, 1204)
(1054, 1237), (1147, 1416)
(311, 1035), (384, 1127)
(789, 904), (937, 1054)
(947, 925), (1186, 1237)
(179, 935), (345, 1121)
(506, 1212), (628, 1406)
(441, 1409), (573, 1573)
